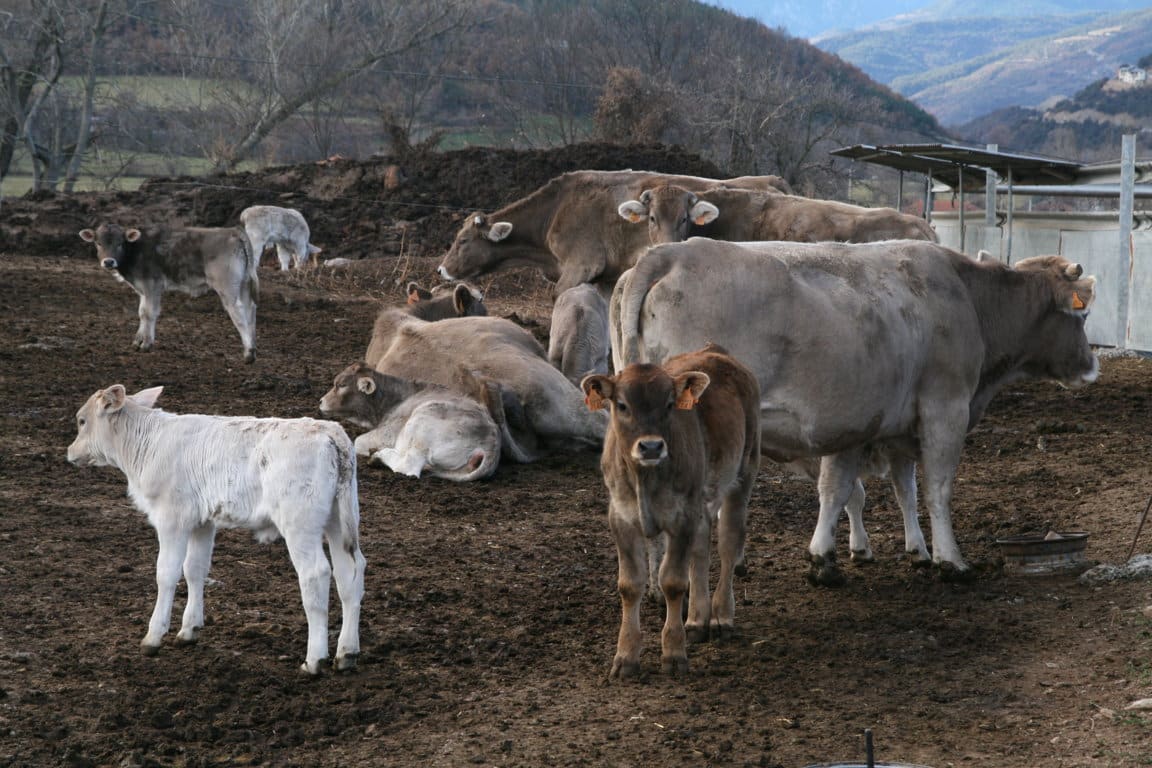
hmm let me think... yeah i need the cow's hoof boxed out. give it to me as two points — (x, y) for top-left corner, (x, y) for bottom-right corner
(685, 624), (710, 644)
(936, 561), (975, 583)
(661, 655), (689, 676)
(710, 621), (736, 643)
(850, 548), (875, 564)
(734, 562), (748, 578)
(174, 628), (200, 646)
(807, 561), (846, 587)
(335, 653), (359, 672)
(140, 642), (161, 657)
(243, 351), (256, 364)
(299, 658), (328, 676)
(610, 658), (641, 681)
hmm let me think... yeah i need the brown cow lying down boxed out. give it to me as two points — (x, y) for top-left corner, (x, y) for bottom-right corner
(320, 362), (504, 482)
(367, 309), (606, 460)
(404, 281), (487, 321)
(618, 184), (937, 245)
(582, 344), (760, 679)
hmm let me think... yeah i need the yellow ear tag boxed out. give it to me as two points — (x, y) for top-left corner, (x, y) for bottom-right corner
(675, 388), (698, 410)
(585, 391), (607, 411)
(1071, 291), (1086, 310)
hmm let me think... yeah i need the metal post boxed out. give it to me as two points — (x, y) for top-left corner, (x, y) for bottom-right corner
(924, 171), (933, 223)
(985, 144), (998, 229)
(1005, 168), (1014, 264)
(958, 167), (966, 253)
(1117, 133), (1136, 349)
(897, 171), (904, 213)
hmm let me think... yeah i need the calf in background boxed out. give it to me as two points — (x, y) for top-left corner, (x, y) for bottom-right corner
(240, 205), (321, 271)
(78, 222), (258, 362)
(548, 283), (611, 386)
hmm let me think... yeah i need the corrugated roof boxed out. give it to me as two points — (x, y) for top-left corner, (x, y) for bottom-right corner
(830, 143), (1081, 190)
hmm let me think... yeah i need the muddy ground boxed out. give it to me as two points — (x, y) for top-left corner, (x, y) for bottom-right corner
(2, 146), (1152, 767)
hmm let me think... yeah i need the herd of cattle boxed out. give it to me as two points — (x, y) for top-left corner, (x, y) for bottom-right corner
(69, 168), (1100, 677)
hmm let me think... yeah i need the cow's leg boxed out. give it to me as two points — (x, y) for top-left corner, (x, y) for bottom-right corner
(176, 522), (216, 645)
(609, 502), (646, 680)
(845, 479), (873, 563)
(684, 506), (713, 645)
(808, 453), (861, 587)
(218, 290), (257, 364)
(325, 519), (366, 671)
(918, 404), (969, 572)
(712, 481), (752, 639)
(283, 531), (333, 675)
(644, 534), (665, 604)
(133, 289), (161, 351)
(888, 455), (929, 563)
(142, 524), (189, 655)
(659, 526), (693, 676)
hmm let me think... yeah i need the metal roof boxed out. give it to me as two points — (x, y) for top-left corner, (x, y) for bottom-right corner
(830, 143), (1082, 190)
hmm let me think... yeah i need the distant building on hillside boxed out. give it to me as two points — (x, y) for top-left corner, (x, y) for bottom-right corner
(1117, 65), (1147, 84)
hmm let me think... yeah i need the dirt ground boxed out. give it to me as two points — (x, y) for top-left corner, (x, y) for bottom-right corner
(3, 146), (1152, 768)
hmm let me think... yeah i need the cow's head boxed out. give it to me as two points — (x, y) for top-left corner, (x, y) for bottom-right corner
(582, 364), (710, 467)
(618, 185), (720, 245)
(67, 384), (163, 467)
(436, 213), (515, 281)
(405, 281), (487, 320)
(1012, 255), (1099, 388)
(320, 362), (386, 428)
(78, 223), (142, 271)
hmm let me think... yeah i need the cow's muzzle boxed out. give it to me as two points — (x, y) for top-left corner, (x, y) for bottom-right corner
(101, 258), (119, 270)
(437, 265), (455, 280)
(632, 437), (668, 466)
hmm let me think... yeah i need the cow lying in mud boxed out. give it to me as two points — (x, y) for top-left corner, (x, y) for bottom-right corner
(320, 362), (504, 482)
(67, 384), (365, 675)
(583, 344), (760, 679)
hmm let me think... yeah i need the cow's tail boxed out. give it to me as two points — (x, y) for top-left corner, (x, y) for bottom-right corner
(450, 445), (501, 482)
(334, 433), (362, 554)
(614, 250), (665, 367)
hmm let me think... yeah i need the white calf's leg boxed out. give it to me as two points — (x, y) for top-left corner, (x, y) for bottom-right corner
(143, 525), (189, 655)
(326, 521), (366, 671)
(177, 523), (216, 644)
(274, 243), (292, 271)
(284, 533), (333, 674)
(844, 479), (873, 562)
(918, 403), (969, 570)
(809, 453), (862, 586)
(218, 292), (257, 363)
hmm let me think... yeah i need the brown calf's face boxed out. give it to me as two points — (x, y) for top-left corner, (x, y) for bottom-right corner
(619, 186), (720, 245)
(583, 364), (710, 467)
(78, 223), (142, 271)
(319, 362), (381, 428)
(437, 213), (513, 281)
(1015, 256), (1100, 387)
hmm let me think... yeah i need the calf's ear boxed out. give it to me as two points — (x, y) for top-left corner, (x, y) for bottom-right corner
(129, 386), (164, 409)
(690, 201), (720, 226)
(674, 372), (711, 410)
(78, 229), (96, 242)
(125, 228), (142, 242)
(357, 376), (377, 395)
(99, 385), (128, 413)
(487, 222), (513, 242)
(581, 375), (615, 411)
(406, 282), (431, 304)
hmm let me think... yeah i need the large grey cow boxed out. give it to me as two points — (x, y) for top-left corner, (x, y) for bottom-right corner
(618, 185), (937, 245)
(79, 223), (258, 362)
(436, 170), (790, 295)
(366, 309), (606, 459)
(612, 239), (1099, 574)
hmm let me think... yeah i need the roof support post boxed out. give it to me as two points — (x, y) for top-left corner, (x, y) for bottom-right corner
(958, 167), (966, 253)
(1005, 168), (1014, 264)
(897, 170), (904, 213)
(924, 171), (933, 223)
(1117, 133), (1136, 349)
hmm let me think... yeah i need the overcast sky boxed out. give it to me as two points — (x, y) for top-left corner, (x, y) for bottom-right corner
(705, 0), (939, 39)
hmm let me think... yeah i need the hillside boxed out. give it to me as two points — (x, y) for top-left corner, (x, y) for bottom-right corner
(817, 5), (1152, 127)
(953, 52), (1152, 159)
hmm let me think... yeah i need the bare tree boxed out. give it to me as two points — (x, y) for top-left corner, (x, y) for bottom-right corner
(0, 2), (63, 184)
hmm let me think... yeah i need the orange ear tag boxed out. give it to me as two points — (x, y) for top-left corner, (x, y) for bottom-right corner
(585, 391), (606, 411)
(675, 389), (698, 410)
(1071, 291), (1086, 310)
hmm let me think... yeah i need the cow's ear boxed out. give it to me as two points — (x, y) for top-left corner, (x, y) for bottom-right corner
(581, 375), (615, 411)
(357, 376), (377, 395)
(618, 201), (646, 223)
(406, 282), (430, 304)
(487, 222), (513, 242)
(100, 385), (128, 413)
(1064, 263), (1084, 280)
(125, 228), (142, 242)
(674, 372), (711, 410)
(129, 386), (164, 409)
(78, 228), (96, 242)
(690, 201), (720, 226)
(1066, 277), (1095, 313)
(454, 283), (478, 314)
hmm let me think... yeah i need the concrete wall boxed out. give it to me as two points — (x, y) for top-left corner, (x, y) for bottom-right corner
(933, 212), (1152, 351)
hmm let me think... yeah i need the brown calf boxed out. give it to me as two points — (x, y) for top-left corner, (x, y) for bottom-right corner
(582, 344), (760, 679)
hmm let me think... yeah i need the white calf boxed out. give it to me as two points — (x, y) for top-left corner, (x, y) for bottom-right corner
(240, 205), (321, 270)
(67, 384), (365, 674)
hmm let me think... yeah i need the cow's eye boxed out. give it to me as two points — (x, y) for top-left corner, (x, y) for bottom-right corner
(77, 417), (86, 428)
(615, 400), (628, 414)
